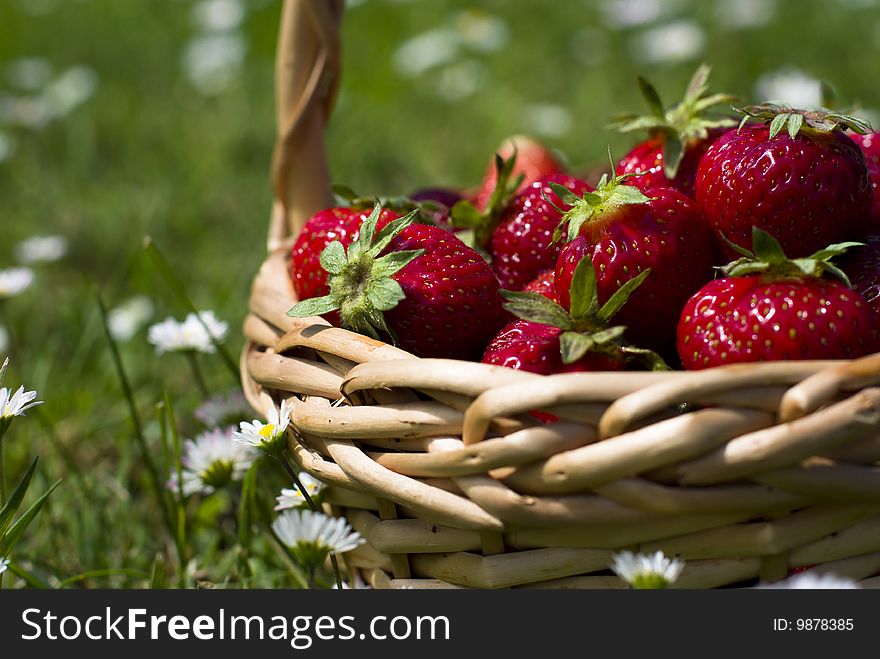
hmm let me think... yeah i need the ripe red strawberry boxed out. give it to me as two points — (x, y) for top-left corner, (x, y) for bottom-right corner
(453, 156), (592, 290)
(850, 132), (880, 225)
(612, 65), (735, 198)
(696, 104), (873, 258)
(475, 135), (564, 211)
(482, 321), (623, 374)
(482, 258), (664, 375)
(289, 206), (399, 302)
(288, 204), (504, 360)
(677, 227), (880, 369)
(553, 173), (715, 350)
(522, 269), (558, 302)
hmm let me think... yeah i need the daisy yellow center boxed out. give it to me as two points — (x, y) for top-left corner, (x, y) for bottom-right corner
(259, 424), (276, 439)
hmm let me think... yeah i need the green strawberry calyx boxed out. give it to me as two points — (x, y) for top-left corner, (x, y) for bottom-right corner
(609, 64), (737, 179)
(549, 150), (652, 243)
(449, 150), (523, 257)
(287, 202), (424, 343)
(721, 226), (862, 286)
(500, 258), (667, 369)
(735, 102), (873, 139)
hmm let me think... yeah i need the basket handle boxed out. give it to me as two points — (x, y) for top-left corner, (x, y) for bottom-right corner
(268, 0), (344, 252)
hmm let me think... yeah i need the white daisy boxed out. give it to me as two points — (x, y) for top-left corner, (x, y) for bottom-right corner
(168, 427), (258, 497)
(630, 20), (706, 65)
(148, 310), (228, 354)
(716, 0), (776, 30)
(107, 296), (154, 342)
(0, 268), (34, 299)
(754, 68), (822, 108)
(453, 10), (509, 54)
(760, 572), (861, 589)
(16, 235), (67, 264)
(195, 389), (250, 427)
(611, 550), (684, 589)
(274, 473), (325, 511)
(522, 103), (573, 138)
(0, 557), (8, 575)
(192, 0), (245, 32)
(393, 28), (460, 78)
(272, 509), (364, 568)
(601, 0), (679, 29)
(182, 33), (246, 95)
(1, 384), (43, 420)
(0, 381), (42, 436)
(233, 399), (292, 458)
(43, 66), (99, 120)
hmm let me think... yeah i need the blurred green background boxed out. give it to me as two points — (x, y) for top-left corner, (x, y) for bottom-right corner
(2, 0), (880, 587)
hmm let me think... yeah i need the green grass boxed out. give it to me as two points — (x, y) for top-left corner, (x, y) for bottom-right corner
(1, 0), (880, 588)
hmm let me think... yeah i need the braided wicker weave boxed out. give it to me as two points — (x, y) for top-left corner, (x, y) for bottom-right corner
(241, 0), (880, 589)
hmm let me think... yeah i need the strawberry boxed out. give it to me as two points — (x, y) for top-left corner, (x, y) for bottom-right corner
(611, 64), (736, 198)
(522, 269), (558, 302)
(482, 258), (664, 374)
(696, 103), (873, 258)
(288, 203), (504, 360)
(453, 158), (593, 290)
(850, 132), (880, 225)
(840, 231), (880, 313)
(677, 227), (880, 369)
(552, 170), (715, 350)
(475, 135), (564, 211)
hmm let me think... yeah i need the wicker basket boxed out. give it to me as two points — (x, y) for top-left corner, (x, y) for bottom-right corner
(241, 0), (880, 589)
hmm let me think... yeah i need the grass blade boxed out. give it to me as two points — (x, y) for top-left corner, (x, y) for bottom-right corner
(95, 289), (174, 536)
(237, 460), (259, 576)
(150, 553), (166, 589)
(0, 457), (38, 537)
(4, 479), (61, 552)
(57, 568), (150, 588)
(6, 561), (51, 589)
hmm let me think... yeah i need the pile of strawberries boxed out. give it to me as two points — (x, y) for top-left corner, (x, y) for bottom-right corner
(288, 66), (880, 376)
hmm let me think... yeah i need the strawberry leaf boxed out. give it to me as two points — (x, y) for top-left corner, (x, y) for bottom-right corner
(589, 325), (627, 344)
(357, 202), (383, 252)
(685, 64), (711, 104)
(787, 113), (804, 139)
(500, 290), (573, 330)
(366, 278), (406, 311)
(751, 227), (788, 264)
(560, 331), (595, 364)
(638, 75), (665, 119)
(809, 241), (865, 261)
(287, 295), (339, 318)
(568, 258), (600, 321)
(662, 131), (685, 179)
(597, 268), (651, 324)
(331, 183), (360, 205)
(372, 249), (425, 279)
(548, 182), (584, 207)
(768, 112), (789, 139)
(319, 241), (347, 275)
(369, 209), (420, 256)
(620, 345), (670, 371)
(820, 262), (853, 287)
